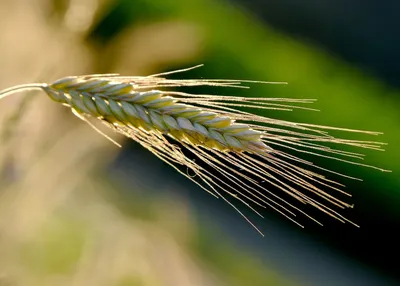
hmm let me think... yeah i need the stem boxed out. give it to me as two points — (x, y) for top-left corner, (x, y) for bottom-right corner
(0, 83), (47, 100)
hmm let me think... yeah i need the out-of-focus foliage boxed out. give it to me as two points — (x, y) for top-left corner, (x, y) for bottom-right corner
(0, 0), (399, 285)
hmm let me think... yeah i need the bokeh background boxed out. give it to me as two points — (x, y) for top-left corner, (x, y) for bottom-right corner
(0, 0), (399, 285)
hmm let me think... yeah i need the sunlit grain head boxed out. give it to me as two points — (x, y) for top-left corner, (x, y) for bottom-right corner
(0, 65), (390, 235)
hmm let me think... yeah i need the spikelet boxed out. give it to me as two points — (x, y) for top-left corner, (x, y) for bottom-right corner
(0, 65), (389, 235)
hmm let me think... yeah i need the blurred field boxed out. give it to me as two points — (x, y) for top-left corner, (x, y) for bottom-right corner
(0, 0), (399, 285)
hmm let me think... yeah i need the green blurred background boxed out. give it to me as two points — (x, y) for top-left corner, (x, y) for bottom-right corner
(0, 0), (399, 285)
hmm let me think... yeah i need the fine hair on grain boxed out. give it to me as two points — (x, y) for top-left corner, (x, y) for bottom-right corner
(0, 65), (390, 235)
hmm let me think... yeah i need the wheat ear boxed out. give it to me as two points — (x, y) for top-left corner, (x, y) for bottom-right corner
(0, 65), (389, 235)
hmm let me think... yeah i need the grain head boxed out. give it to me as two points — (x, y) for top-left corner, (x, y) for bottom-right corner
(0, 65), (389, 235)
